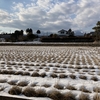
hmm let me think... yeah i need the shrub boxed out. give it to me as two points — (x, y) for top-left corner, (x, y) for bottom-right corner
(78, 93), (90, 100)
(63, 91), (76, 100)
(17, 81), (29, 87)
(8, 86), (22, 95)
(22, 87), (37, 97)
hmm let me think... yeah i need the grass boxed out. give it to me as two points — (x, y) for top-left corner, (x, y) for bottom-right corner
(8, 86), (22, 95)
(35, 88), (47, 97)
(40, 72), (46, 78)
(30, 82), (37, 87)
(41, 63), (46, 66)
(79, 86), (91, 93)
(63, 91), (76, 100)
(0, 70), (16, 75)
(22, 72), (30, 76)
(75, 66), (82, 69)
(59, 74), (67, 78)
(42, 83), (51, 88)
(66, 84), (77, 90)
(31, 72), (40, 77)
(55, 64), (60, 68)
(15, 71), (23, 75)
(48, 90), (63, 100)
(0, 70), (9, 74)
(22, 87), (37, 97)
(17, 81), (29, 87)
(54, 83), (64, 90)
(82, 69), (89, 72)
(69, 74), (76, 79)
(28, 69), (34, 71)
(49, 64), (54, 67)
(78, 93), (90, 100)
(0, 79), (7, 83)
(50, 73), (58, 78)
(0, 87), (5, 91)
(93, 94), (100, 100)
(8, 80), (18, 85)
(79, 75), (87, 80)
(90, 76), (98, 81)
(93, 87), (100, 93)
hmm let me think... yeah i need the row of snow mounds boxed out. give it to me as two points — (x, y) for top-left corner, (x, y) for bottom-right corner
(0, 95), (31, 100)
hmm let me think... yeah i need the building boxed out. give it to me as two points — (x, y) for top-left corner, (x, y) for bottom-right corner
(58, 29), (74, 37)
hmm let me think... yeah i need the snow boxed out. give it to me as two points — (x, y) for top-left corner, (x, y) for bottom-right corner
(0, 46), (100, 100)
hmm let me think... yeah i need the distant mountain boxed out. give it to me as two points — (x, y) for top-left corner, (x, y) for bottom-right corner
(74, 30), (84, 36)
(34, 30), (85, 37)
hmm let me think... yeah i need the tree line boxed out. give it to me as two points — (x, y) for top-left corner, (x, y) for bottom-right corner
(3, 28), (41, 42)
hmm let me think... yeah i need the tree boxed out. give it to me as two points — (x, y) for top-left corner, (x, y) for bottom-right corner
(68, 28), (72, 33)
(36, 30), (41, 34)
(68, 28), (74, 37)
(26, 28), (33, 34)
(26, 28), (37, 41)
(92, 21), (100, 41)
(11, 30), (24, 41)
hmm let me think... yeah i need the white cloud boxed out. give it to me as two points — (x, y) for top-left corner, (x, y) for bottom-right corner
(0, 0), (100, 33)
(0, 9), (11, 23)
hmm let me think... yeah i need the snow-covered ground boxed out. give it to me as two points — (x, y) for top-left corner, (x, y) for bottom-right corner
(0, 46), (100, 100)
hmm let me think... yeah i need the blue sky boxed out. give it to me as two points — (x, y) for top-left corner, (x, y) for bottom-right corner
(0, 0), (100, 34)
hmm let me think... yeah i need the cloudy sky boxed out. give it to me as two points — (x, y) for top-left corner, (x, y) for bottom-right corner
(0, 0), (100, 34)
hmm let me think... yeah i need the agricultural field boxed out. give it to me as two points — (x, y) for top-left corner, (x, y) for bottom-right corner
(0, 46), (100, 100)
